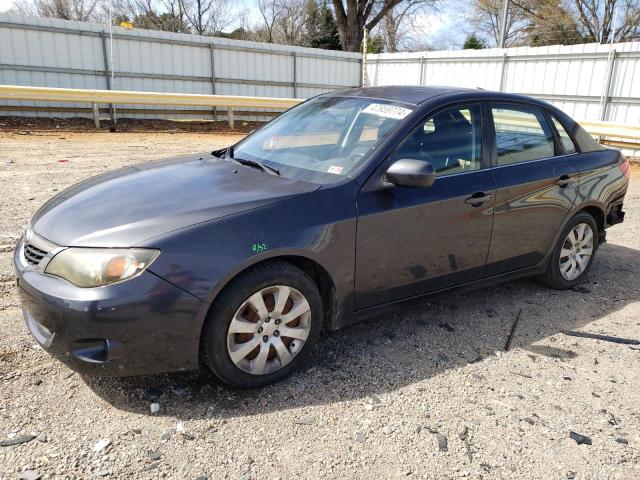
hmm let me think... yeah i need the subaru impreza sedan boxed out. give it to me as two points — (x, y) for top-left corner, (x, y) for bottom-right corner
(14, 86), (628, 388)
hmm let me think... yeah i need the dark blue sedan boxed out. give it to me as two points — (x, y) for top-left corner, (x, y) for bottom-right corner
(14, 86), (629, 387)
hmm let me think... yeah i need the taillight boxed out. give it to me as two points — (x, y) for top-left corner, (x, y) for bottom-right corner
(619, 157), (630, 179)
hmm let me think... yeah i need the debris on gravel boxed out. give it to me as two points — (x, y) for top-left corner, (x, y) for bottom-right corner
(92, 438), (111, 452)
(294, 416), (314, 426)
(435, 433), (448, 452)
(569, 431), (592, 445)
(16, 470), (40, 480)
(0, 435), (36, 447)
(438, 322), (454, 332)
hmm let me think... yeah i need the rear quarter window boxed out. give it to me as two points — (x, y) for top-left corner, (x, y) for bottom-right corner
(550, 116), (577, 154)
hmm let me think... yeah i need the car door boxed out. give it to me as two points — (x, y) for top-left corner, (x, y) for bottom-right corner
(354, 103), (496, 310)
(484, 103), (579, 276)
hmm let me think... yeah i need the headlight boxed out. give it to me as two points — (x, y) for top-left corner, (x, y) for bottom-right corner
(45, 248), (160, 287)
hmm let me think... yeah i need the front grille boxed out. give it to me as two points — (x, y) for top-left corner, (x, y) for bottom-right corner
(24, 243), (49, 266)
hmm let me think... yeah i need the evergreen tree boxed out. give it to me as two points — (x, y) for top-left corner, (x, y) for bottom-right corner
(367, 33), (384, 53)
(463, 34), (485, 49)
(303, 0), (341, 50)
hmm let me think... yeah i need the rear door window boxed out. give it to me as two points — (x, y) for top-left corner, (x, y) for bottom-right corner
(491, 105), (557, 166)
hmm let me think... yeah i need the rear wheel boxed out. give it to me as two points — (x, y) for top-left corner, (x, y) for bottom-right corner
(201, 261), (322, 388)
(539, 212), (598, 289)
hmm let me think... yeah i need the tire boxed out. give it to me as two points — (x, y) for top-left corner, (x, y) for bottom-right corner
(539, 211), (599, 290)
(201, 261), (322, 388)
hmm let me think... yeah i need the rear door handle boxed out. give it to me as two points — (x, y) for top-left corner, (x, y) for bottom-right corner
(555, 174), (574, 187)
(465, 192), (494, 206)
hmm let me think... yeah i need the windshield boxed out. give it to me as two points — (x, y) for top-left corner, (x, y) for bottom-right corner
(232, 96), (414, 183)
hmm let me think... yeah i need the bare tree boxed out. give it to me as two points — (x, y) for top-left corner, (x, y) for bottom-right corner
(256, 0), (306, 44)
(471, 0), (640, 47)
(179, 0), (232, 34)
(615, 0), (640, 40)
(14, 0), (101, 21)
(332, 0), (438, 52)
(274, 0), (306, 45)
(379, 0), (437, 52)
(568, 0), (640, 42)
(468, 0), (527, 47)
(102, 0), (187, 32)
(256, 0), (284, 43)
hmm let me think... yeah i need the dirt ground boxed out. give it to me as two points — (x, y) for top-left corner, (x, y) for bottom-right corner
(0, 123), (639, 480)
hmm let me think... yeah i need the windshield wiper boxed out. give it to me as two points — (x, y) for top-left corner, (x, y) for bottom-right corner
(216, 145), (280, 175)
(234, 157), (280, 176)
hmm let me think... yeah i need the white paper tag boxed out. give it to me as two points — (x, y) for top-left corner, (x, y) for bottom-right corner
(362, 103), (412, 120)
(327, 165), (344, 174)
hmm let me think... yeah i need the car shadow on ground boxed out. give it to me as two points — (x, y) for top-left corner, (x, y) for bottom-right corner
(84, 242), (640, 419)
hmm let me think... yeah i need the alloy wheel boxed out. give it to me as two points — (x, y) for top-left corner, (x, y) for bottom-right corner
(559, 222), (594, 281)
(226, 285), (311, 375)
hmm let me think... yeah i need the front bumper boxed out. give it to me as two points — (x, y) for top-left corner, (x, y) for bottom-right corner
(13, 240), (206, 376)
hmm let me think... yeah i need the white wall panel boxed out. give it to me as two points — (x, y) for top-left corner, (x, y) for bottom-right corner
(0, 13), (361, 120)
(368, 42), (640, 126)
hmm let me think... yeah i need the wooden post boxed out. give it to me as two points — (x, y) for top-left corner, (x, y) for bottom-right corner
(361, 28), (368, 87)
(228, 107), (235, 129)
(91, 102), (100, 128)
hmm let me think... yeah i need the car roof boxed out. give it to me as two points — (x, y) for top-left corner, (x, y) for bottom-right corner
(332, 85), (553, 109)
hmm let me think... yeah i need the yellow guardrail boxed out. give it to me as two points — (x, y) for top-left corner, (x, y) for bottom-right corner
(578, 120), (640, 142)
(0, 85), (302, 128)
(0, 85), (638, 145)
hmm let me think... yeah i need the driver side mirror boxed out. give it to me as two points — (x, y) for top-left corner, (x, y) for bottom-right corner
(385, 159), (436, 188)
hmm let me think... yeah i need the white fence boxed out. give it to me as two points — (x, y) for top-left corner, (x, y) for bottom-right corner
(0, 13), (362, 121)
(2, 12), (640, 132)
(367, 43), (640, 128)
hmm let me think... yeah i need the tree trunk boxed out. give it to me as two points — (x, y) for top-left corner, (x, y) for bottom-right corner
(343, 19), (364, 51)
(333, 0), (404, 52)
(333, 0), (365, 52)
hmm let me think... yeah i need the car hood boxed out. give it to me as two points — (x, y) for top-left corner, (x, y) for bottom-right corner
(31, 153), (319, 247)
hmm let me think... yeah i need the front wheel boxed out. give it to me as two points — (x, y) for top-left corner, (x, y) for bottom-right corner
(200, 261), (322, 388)
(539, 212), (598, 289)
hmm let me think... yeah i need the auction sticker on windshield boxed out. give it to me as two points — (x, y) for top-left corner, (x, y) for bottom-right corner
(362, 103), (412, 120)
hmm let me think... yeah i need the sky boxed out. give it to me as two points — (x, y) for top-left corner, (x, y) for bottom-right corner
(0, 0), (472, 51)
(410, 1), (471, 50)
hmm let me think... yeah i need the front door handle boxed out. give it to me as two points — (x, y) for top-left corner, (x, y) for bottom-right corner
(555, 174), (574, 187)
(465, 192), (494, 206)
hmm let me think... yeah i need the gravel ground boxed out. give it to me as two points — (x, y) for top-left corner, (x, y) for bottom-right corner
(1, 125), (639, 480)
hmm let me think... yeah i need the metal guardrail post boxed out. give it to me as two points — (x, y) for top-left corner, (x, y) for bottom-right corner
(100, 31), (116, 126)
(210, 43), (217, 121)
(419, 56), (425, 86)
(599, 48), (616, 121)
(292, 51), (298, 99)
